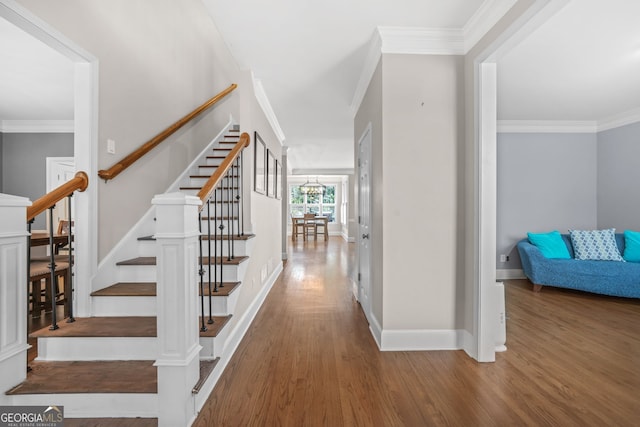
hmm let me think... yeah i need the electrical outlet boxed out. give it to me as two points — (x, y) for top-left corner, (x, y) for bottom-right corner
(500, 254), (507, 263)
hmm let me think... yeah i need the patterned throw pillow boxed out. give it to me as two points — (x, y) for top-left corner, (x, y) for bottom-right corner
(569, 229), (624, 261)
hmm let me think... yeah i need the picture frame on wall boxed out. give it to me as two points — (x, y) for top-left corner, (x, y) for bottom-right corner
(254, 132), (266, 194)
(275, 160), (282, 200)
(267, 149), (276, 198)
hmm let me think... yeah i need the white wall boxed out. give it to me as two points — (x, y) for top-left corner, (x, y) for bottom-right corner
(381, 53), (465, 331)
(19, 0), (242, 259)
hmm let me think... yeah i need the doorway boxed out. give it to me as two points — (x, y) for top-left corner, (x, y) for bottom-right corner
(357, 123), (372, 324)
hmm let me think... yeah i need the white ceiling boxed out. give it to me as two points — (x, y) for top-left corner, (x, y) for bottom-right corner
(0, 16), (74, 121)
(2, 0), (639, 169)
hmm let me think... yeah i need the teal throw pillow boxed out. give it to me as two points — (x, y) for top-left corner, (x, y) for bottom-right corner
(527, 230), (571, 259)
(623, 230), (640, 262)
(569, 228), (624, 261)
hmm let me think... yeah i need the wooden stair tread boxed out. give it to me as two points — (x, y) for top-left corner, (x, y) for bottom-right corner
(91, 281), (241, 297)
(91, 282), (156, 296)
(137, 234), (255, 241)
(7, 360), (157, 394)
(30, 317), (156, 338)
(199, 315), (232, 338)
(192, 358), (219, 394)
(117, 256), (248, 266)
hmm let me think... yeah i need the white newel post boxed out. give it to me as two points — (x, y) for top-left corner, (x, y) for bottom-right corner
(152, 193), (202, 427)
(0, 194), (31, 397)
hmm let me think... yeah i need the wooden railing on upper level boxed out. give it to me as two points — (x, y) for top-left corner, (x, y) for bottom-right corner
(27, 171), (89, 221)
(197, 132), (250, 209)
(98, 83), (238, 182)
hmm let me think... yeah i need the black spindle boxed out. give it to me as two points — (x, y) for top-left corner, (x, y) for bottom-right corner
(66, 195), (75, 323)
(206, 200), (213, 325)
(48, 207), (59, 331)
(197, 211), (207, 332)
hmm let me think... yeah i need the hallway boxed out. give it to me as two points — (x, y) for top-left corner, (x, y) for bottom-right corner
(194, 237), (640, 426)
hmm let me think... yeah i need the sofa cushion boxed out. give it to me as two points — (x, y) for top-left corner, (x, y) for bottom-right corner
(569, 228), (624, 261)
(527, 230), (571, 259)
(623, 230), (640, 262)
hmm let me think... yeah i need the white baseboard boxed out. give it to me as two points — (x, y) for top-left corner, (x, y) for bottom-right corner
(369, 314), (383, 350)
(496, 269), (525, 280)
(379, 329), (464, 351)
(341, 232), (355, 243)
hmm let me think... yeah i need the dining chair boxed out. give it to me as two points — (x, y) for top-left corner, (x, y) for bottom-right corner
(291, 215), (305, 240)
(303, 213), (317, 240)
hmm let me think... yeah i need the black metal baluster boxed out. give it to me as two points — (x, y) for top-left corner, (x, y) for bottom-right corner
(214, 187), (219, 293)
(66, 195), (75, 323)
(226, 173), (232, 261)
(48, 207), (59, 330)
(240, 150), (245, 236)
(218, 185), (225, 289)
(197, 211), (207, 332)
(230, 166), (236, 259)
(206, 200), (213, 325)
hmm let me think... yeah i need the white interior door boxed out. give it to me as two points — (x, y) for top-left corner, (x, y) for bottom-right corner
(358, 124), (372, 323)
(46, 157), (75, 233)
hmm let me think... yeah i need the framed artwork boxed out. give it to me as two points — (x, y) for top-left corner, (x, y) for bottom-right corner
(275, 160), (282, 200)
(254, 132), (266, 194)
(267, 149), (276, 198)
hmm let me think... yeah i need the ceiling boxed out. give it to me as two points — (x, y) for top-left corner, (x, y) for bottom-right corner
(2, 0), (639, 170)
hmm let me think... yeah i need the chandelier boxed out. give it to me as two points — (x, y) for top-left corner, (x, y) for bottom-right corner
(300, 177), (326, 196)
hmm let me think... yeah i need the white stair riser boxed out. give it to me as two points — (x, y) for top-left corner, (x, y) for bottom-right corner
(92, 291), (239, 317)
(117, 263), (245, 283)
(189, 177), (240, 186)
(199, 325), (231, 359)
(36, 337), (158, 361)
(137, 237), (249, 257)
(5, 393), (157, 419)
(92, 296), (156, 317)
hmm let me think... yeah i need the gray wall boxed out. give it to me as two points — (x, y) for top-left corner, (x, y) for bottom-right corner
(1, 132), (74, 228)
(497, 132), (598, 269)
(597, 121), (640, 231)
(0, 132), (3, 191)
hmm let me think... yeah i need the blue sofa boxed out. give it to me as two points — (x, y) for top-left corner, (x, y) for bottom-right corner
(517, 233), (640, 298)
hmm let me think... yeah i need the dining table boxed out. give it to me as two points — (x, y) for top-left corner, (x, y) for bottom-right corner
(30, 231), (72, 252)
(291, 216), (328, 240)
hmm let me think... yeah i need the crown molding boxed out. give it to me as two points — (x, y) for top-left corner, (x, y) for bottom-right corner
(597, 108), (640, 132)
(291, 168), (354, 176)
(497, 120), (597, 133)
(0, 119), (74, 133)
(377, 27), (466, 55)
(463, 0), (518, 51)
(252, 76), (286, 145)
(349, 30), (382, 117)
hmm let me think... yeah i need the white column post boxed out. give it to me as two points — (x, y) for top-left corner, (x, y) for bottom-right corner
(152, 192), (202, 427)
(0, 194), (31, 397)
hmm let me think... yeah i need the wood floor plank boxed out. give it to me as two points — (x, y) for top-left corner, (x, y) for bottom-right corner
(193, 238), (640, 427)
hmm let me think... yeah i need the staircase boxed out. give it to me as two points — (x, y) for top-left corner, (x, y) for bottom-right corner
(4, 126), (255, 425)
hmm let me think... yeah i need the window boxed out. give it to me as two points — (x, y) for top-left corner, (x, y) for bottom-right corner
(289, 184), (336, 223)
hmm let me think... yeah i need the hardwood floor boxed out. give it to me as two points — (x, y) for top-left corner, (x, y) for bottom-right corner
(194, 237), (640, 427)
(22, 237), (640, 426)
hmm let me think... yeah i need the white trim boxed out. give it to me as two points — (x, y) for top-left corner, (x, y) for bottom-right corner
(378, 27), (465, 55)
(252, 75), (286, 145)
(194, 262), (283, 411)
(597, 107), (640, 132)
(350, 29), (382, 117)
(463, 0), (519, 52)
(368, 312), (383, 350)
(379, 329), (465, 351)
(341, 232), (355, 243)
(0, 120), (74, 133)
(497, 120), (597, 133)
(496, 269), (526, 280)
(291, 168), (355, 175)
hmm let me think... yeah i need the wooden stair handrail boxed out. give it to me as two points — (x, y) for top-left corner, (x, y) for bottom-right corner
(98, 83), (238, 182)
(27, 171), (89, 221)
(197, 132), (250, 210)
